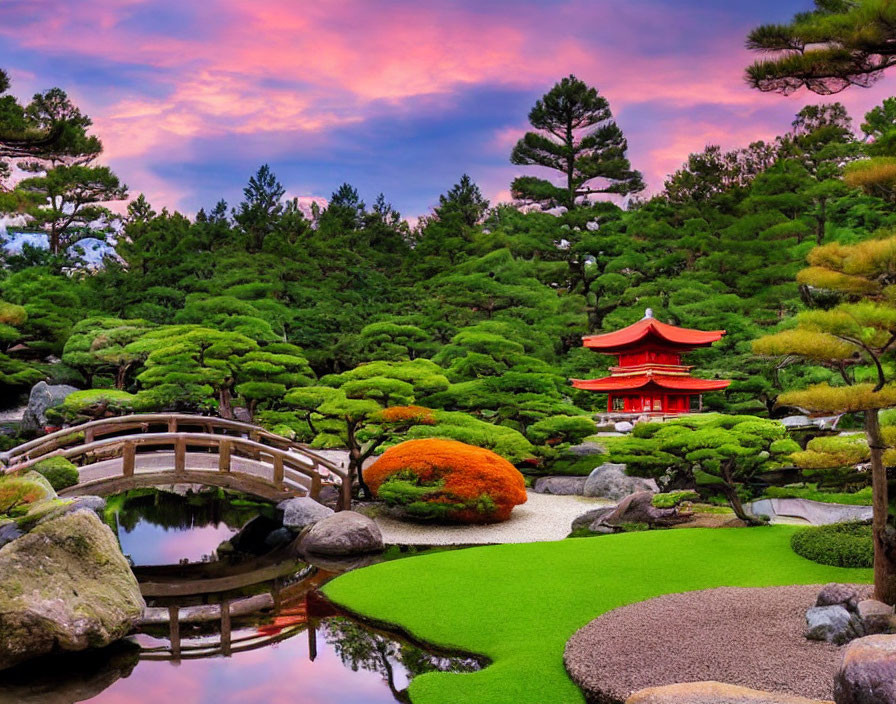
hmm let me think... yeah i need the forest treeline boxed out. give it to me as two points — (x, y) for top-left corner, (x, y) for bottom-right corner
(3, 69), (896, 473)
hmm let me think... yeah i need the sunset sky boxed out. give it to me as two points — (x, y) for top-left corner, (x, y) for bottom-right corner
(3, 0), (896, 219)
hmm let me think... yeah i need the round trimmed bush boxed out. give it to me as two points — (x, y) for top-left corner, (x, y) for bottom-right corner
(790, 522), (873, 568)
(364, 438), (527, 523)
(33, 456), (80, 491)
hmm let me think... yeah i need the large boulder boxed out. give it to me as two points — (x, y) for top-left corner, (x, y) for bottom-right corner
(571, 506), (617, 532)
(277, 496), (334, 531)
(805, 605), (864, 644)
(834, 634), (896, 704)
(0, 510), (144, 670)
(532, 476), (587, 495)
(585, 491), (689, 532)
(20, 382), (77, 432)
(625, 681), (829, 704)
(300, 511), (384, 556)
(856, 599), (894, 636)
(583, 463), (658, 500)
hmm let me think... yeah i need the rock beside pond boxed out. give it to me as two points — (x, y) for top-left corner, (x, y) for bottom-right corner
(20, 382), (77, 432)
(0, 510), (144, 671)
(805, 605), (863, 645)
(834, 634), (896, 704)
(533, 476), (586, 495)
(625, 681), (829, 704)
(583, 463), (658, 500)
(300, 511), (384, 556)
(278, 496), (334, 531)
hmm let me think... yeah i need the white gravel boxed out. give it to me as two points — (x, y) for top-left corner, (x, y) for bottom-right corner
(371, 490), (614, 545)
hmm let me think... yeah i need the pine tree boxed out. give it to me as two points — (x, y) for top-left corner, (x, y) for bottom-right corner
(510, 75), (643, 209)
(233, 164), (285, 253)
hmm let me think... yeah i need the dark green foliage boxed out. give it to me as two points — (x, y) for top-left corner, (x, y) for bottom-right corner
(791, 522), (873, 568)
(511, 75), (644, 208)
(33, 456), (79, 491)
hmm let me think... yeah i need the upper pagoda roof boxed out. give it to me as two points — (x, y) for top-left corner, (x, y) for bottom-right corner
(582, 309), (725, 352)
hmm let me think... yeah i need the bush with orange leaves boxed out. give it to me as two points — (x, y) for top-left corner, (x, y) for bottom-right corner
(372, 405), (436, 425)
(364, 438), (527, 523)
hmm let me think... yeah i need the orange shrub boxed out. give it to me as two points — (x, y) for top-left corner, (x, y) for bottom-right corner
(374, 405), (437, 425)
(364, 438), (527, 523)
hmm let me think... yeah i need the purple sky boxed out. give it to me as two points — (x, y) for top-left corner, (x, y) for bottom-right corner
(2, 0), (895, 219)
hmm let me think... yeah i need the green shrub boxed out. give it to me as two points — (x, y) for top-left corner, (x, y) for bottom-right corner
(652, 490), (699, 508)
(764, 484), (873, 506)
(33, 456), (80, 491)
(791, 522), (873, 568)
(46, 389), (137, 424)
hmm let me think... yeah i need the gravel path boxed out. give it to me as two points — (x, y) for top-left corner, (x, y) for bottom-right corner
(564, 584), (871, 702)
(371, 490), (614, 545)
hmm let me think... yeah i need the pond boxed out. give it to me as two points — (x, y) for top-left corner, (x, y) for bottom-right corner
(0, 488), (482, 704)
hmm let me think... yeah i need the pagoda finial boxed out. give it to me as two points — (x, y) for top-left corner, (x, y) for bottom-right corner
(644, 307), (654, 319)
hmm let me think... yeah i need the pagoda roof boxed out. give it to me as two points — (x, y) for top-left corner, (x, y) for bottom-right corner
(571, 375), (731, 392)
(583, 312), (725, 352)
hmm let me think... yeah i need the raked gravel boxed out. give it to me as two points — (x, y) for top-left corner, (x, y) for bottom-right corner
(370, 490), (614, 545)
(564, 584), (873, 702)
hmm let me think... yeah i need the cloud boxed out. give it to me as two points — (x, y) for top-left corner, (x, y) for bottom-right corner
(1, 0), (895, 216)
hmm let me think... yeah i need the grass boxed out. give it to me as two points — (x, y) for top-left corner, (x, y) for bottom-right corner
(763, 483), (873, 506)
(322, 527), (872, 704)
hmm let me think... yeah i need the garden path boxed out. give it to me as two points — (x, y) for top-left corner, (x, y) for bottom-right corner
(370, 490), (613, 545)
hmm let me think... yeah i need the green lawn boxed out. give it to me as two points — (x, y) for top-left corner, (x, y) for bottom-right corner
(322, 527), (873, 704)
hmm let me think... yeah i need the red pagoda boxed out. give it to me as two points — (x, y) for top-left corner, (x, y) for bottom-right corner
(572, 309), (730, 415)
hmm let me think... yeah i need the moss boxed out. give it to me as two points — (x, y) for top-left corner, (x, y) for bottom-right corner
(652, 490), (699, 508)
(33, 456), (80, 491)
(0, 472), (55, 515)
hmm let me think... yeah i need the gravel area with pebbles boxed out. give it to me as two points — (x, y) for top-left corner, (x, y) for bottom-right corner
(564, 584), (872, 703)
(370, 490), (614, 545)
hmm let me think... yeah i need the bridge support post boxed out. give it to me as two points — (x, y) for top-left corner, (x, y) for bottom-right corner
(174, 437), (186, 474)
(273, 455), (284, 487)
(122, 442), (135, 477)
(220, 599), (231, 657)
(168, 606), (180, 661)
(218, 441), (231, 472)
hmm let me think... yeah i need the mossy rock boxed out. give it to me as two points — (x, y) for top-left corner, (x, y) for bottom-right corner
(32, 457), (80, 491)
(0, 472), (56, 515)
(0, 510), (144, 670)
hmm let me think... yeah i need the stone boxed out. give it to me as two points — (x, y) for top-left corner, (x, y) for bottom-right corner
(583, 463), (658, 500)
(744, 498), (872, 526)
(0, 510), (144, 670)
(856, 599), (895, 635)
(625, 681), (829, 704)
(263, 527), (294, 549)
(591, 491), (687, 530)
(228, 515), (283, 556)
(0, 523), (23, 551)
(532, 476), (587, 495)
(805, 605), (864, 644)
(20, 382), (77, 432)
(277, 496), (334, 531)
(570, 507), (617, 532)
(567, 441), (606, 457)
(817, 583), (862, 613)
(300, 511), (384, 556)
(614, 421), (634, 433)
(834, 634), (896, 704)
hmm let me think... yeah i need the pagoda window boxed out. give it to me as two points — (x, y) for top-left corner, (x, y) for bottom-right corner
(612, 396), (625, 411)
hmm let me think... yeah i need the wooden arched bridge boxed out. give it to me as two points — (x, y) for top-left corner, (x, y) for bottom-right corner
(0, 413), (351, 509)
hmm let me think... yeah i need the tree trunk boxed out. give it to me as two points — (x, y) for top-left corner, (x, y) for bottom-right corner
(346, 423), (371, 499)
(865, 410), (896, 604)
(720, 461), (764, 526)
(218, 388), (233, 419)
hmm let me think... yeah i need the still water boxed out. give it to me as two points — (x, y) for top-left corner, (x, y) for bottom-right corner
(0, 489), (481, 704)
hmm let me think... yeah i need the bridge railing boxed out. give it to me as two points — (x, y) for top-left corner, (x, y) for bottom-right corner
(0, 414), (352, 509)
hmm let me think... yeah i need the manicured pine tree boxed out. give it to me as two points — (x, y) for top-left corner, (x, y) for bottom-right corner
(510, 75), (644, 209)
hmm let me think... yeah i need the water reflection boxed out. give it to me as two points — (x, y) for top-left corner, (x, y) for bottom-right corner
(0, 489), (483, 704)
